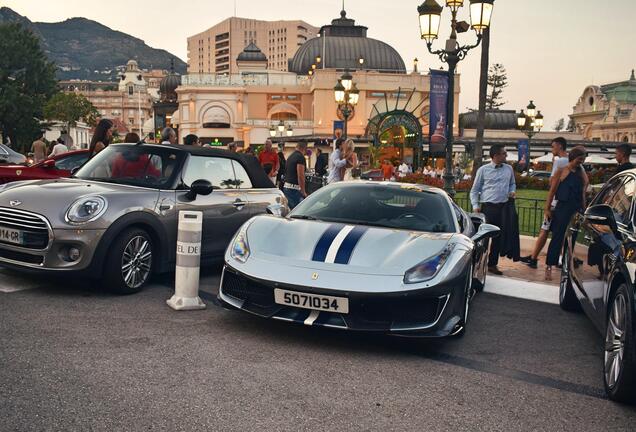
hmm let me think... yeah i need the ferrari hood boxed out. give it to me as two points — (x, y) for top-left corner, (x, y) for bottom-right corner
(245, 216), (456, 275)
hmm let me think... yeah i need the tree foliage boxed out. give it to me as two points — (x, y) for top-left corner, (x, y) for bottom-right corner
(486, 63), (508, 110)
(0, 23), (58, 153)
(44, 92), (99, 132)
(554, 118), (565, 132)
(566, 117), (576, 133)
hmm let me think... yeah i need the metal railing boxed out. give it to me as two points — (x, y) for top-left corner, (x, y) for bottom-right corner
(245, 119), (314, 128)
(454, 195), (545, 237)
(181, 73), (311, 87)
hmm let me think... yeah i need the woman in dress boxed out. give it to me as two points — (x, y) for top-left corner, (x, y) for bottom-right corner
(88, 119), (114, 159)
(340, 139), (359, 181)
(544, 146), (588, 280)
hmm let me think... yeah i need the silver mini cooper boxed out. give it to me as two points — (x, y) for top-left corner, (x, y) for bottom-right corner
(0, 143), (287, 293)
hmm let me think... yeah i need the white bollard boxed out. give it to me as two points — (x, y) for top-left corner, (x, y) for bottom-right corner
(167, 211), (206, 311)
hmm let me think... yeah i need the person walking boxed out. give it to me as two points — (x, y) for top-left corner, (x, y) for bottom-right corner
(615, 143), (634, 174)
(521, 137), (572, 268)
(283, 141), (308, 209)
(258, 139), (280, 185)
(398, 160), (410, 178)
(276, 143), (286, 189)
(327, 138), (347, 184)
(470, 144), (517, 275)
(544, 146), (587, 281)
(49, 137), (69, 157)
(30, 132), (47, 164)
(314, 147), (328, 177)
(88, 119), (114, 158)
(160, 127), (177, 145)
(381, 159), (394, 180)
(184, 134), (201, 146)
(341, 139), (359, 181)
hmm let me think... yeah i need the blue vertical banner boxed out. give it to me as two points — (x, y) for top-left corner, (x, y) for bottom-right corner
(429, 69), (450, 156)
(333, 121), (344, 139)
(517, 139), (530, 171)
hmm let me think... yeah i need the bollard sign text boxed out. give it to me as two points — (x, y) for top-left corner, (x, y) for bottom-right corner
(177, 241), (201, 256)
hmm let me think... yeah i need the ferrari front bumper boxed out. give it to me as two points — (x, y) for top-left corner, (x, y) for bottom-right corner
(218, 264), (466, 337)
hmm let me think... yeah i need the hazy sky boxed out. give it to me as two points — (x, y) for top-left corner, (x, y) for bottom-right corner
(4, 0), (636, 130)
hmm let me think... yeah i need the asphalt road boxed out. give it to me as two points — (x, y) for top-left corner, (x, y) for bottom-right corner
(1, 267), (635, 432)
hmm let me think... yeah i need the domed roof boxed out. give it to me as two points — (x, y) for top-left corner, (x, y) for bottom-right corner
(237, 43), (267, 63)
(159, 59), (181, 102)
(289, 9), (406, 74)
(459, 110), (519, 130)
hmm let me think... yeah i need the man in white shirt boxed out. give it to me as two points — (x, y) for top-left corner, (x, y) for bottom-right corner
(327, 139), (347, 184)
(521, 137), (570, 269)
(49, 138), (68, 157)
(398, 161), (409, 178)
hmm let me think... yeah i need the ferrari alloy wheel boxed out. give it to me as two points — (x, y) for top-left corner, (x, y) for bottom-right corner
(452, 264), (473, 338)
(559, 246), (580, 312)
(103, 228), (154, 295)
(603, 285), (636, 403)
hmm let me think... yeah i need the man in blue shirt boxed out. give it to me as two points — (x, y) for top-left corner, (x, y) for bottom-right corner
(470, 144), (516, 275)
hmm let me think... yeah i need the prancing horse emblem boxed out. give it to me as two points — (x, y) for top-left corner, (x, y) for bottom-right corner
(15, 170), (22, 176)
(9, 200), (21, 207)
(311, 272), (319, 280)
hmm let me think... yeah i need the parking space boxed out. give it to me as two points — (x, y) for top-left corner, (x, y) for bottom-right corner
(1, 268), (635, 431)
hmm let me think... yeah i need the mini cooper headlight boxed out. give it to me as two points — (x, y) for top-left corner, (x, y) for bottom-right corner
(65, 196), (108, 224)
(404, 244), (455, 284)
(230, 224), (251, 263)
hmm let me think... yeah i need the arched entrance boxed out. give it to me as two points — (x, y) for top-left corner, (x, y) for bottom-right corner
(365, 88), (426, 169)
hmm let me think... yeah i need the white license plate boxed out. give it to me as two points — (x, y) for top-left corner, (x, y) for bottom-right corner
(0, 227), (23, 245)
(274, 288), (349, 314)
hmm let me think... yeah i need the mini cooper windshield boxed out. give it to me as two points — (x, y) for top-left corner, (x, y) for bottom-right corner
(75, 144), (185, 189)
(289, 183), (456, 233)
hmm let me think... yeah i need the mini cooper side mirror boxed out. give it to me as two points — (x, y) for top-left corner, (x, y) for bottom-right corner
(185, 179), (214, 200)
(471, 223), (500, 243)
(584, 204), (618, 233)
(70, 166), (81, 176)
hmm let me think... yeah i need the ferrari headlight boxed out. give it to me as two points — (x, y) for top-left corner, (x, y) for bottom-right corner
(65, 196), (107, 224)
(404, 244), (455, 284)
(230, 225), (251, 263)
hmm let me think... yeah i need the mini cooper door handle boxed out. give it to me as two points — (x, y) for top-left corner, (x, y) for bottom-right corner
(233, 199), (247, 209)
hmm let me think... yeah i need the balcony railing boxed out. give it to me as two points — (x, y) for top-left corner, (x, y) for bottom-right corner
(245, 119), (314, 128)
(181, 73), (311, 87)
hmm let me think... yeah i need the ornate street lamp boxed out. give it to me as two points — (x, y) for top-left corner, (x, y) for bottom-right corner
(418, 0), (494, 196)
(333, 71), (359, 140)
(269, 125), (277, 137)
(517, 101), (543, 161)
(286, 124), (294, 137)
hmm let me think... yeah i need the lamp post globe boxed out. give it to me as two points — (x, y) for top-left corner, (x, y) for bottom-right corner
(277, 120), (285, 133)
(469, 0), (494, 34)
(517, 110), (527, 128)
(418, 0), (443, 44)
(341, 71), (353, 91)
(446, 0), (465, 13)
(269, 126), (277, 138)
(334, 80), (346, 104)
(349, 83), (360, 106)
(286, 125), (294, 137)
(535, 111), (544, 130)
(526, 100), (537, 118)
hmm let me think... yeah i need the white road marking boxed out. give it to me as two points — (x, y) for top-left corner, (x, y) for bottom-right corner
(324, 225), (355, 264)
(0, 268), (47, 293)
(304, 310), (320, 326)
(484, 276), (559, 305)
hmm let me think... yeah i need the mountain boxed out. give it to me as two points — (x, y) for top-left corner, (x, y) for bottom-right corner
(0, 7), (187, 81)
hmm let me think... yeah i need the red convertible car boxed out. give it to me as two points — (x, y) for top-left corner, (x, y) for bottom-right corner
(0, 150), (89, 185)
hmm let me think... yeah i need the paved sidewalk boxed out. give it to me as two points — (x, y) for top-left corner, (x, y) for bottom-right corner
(493, 235), (559, 287)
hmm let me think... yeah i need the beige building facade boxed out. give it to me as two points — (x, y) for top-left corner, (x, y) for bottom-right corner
(187, 17), (319, 74)
(571, 70), (636, 143)
(60, 60), (168, 136)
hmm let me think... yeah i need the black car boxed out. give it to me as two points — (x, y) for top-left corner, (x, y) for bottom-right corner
(560, 170), (636, 402)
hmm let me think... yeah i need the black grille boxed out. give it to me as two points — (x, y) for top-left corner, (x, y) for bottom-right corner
(0, 248), (44, 265)
(0, 207), (49, 249)
(354, 296), (442, 325)
(222, 271), (275, 308)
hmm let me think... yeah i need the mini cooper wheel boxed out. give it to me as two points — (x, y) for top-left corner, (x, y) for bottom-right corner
(559, 246), (581, 312)
(603, 284), (636, 403)
(103, 228), (154, 294)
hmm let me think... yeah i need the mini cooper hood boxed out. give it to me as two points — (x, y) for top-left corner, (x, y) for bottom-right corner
(0, 178), (159, 226)
(246, 216), (456, 275)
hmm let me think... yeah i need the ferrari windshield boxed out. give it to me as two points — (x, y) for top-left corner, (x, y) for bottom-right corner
(75, 144), (185, 189)
(290, 183), (456, 233)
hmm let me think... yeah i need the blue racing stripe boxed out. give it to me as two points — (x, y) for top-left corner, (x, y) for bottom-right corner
(334, 226), (368, 264)
(312, 224), (345, 262)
